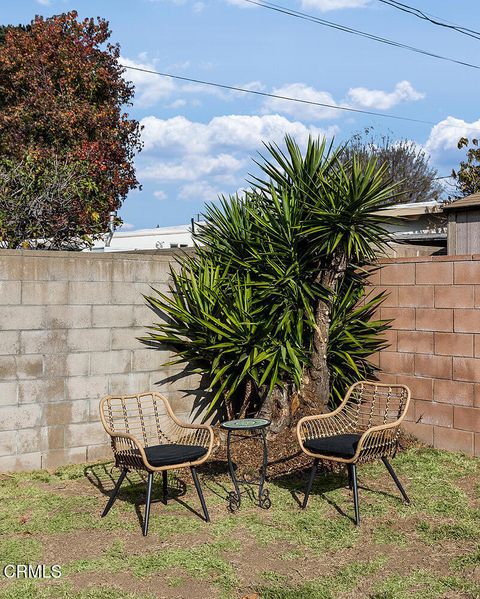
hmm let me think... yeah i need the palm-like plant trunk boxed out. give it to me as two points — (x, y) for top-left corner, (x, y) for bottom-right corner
(302, 298), (331, 412)
(238, 378), (254, 419)
(302, 252), (347, 412)
(257, 385), (291, 434)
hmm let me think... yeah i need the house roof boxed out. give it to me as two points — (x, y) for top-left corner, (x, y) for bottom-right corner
(442, 193), (480, 212)
(373, 200), (443, 218)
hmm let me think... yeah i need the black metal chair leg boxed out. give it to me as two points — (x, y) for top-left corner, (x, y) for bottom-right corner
(347, 464), (353, 489)
(382, 457), (410, 504)
(349, 464), (360, 525)
(162, 470), (168, 505)
(143, 472), (154, 536)
(102, 469), (127, 517)
(191, 466), (210, 522)
(302, 458), (319, 509)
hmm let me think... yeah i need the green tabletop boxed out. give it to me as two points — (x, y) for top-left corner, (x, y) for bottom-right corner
(221, 418), (271, 431)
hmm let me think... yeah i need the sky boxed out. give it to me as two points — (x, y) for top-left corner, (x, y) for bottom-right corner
(3, 0), (480, 230)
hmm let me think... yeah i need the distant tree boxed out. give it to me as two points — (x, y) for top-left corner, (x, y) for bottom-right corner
(0, 11), (142, 248)
(343, 128), (443, 206)
(0, 154), (109, 250)
(451, 137), (480, 197)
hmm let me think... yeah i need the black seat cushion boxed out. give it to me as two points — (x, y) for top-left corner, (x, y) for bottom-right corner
(144, 443), (208, 467)
(304, 434), (362, 459)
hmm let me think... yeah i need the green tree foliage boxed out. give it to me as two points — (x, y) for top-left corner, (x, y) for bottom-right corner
(0, 12), (142, 248)
(0, 154), (107, 249)
(145, 136), (394, 425)
(452, 137), (480, 197)
(343, 128), (443, 205)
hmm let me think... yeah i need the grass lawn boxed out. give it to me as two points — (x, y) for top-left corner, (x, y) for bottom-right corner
(0, 447), (478, 599)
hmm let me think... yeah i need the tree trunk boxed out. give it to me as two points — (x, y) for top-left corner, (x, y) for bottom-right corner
(301, 297), (331, 412)
(238, 378), (254, 419)
(257, 385), (291, 434)
(301, 252), (347, 413)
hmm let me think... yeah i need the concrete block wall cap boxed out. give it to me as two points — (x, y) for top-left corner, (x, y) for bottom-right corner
(377, 255), (480, 264)
(377, 256), (434, 264)
(0, 248), (183, 262)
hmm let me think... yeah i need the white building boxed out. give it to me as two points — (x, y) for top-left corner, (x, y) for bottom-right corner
(90, 223), (200, 252)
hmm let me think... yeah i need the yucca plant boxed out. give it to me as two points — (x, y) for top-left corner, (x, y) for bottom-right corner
(252, 135), (398, 411)
(144, 134), (397, 425)
(145, 247), (308, 421)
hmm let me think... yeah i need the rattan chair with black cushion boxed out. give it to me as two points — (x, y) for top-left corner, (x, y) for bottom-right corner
(297, 381), (411, 525)
(99, 391), (214, 535)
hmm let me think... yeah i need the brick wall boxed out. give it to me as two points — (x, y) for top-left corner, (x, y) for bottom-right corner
(0, 249), (204, 472)
(369, 255), (480, 456)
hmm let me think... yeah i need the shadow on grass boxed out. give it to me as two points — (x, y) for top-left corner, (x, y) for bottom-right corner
(272, 466), (355, 520)
(84, 462), (200, 528)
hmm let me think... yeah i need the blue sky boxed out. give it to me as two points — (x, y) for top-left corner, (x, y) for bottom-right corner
(3, 0), (480, 229)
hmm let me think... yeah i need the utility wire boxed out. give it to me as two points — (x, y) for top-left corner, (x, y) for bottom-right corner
(122, 64), (480, 133)
(241, 0), (480, 71)
(377, 0), (480, 41)
(121, 64), (433, 125)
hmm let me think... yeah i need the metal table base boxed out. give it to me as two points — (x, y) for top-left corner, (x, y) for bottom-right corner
(222, 418), (271, 512)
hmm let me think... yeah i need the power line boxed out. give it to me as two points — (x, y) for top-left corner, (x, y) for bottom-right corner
(241, 0), (480, 71)
(122, 64), (434, 125)
(122, 64), (480, 133)
(377, 0), (480, 41)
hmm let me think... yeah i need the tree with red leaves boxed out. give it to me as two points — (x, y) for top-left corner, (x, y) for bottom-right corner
(0, 11), (142, 249)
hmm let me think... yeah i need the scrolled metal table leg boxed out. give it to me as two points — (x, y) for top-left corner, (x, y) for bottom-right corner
(258, 429), (271, 509)
(227, 429), (241, 511)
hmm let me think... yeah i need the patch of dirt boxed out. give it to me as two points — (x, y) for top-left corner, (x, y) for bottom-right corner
(69, 569), (219, 599)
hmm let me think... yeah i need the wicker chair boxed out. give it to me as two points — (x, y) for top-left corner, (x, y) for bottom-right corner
(297, 381), (411, 525)
(99, 391), (214, 535)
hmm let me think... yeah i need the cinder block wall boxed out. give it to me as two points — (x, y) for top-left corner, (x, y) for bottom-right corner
(369, 255), (480, 456)
(0, 249), (205, 472)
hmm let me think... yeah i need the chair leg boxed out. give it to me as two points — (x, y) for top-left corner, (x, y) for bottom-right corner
(190, 466), (210, 522)
(349, 464), (360, 526)
(302, 458), (319, 509)
(347, 464), (353, 490)
(382, 457), (410, 504)
(102, 469), (127, 517)
(162, 470), (168, 505)
(143, 472), (154, 536)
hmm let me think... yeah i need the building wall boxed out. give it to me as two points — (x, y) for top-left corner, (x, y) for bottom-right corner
(0, 249), (205, 472)
(369, 255), (480, 456)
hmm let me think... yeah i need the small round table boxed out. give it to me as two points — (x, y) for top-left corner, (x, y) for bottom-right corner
(220, 418), (271, 511)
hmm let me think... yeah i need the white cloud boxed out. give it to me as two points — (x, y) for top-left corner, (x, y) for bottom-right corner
(179, 181), (227, 201)
(139, 153), (245, 182)
(36, 0), (52, 4)
(167, 99), (187, 109)
(263, 83), (340, 120)
(346, 80), (425, 110)
(121, 56), (176, 107)
(300, 0), (369, 10)
(136, 113), (337, 205)
(193, 1), (205, 12)
(140, 113), (333, 154)
(153, 190), (168, 200)
(261, 80), (423, 121)
(425, 117), (480, 157)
